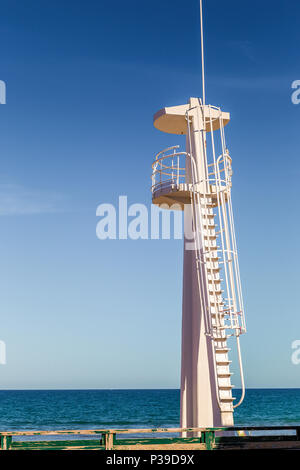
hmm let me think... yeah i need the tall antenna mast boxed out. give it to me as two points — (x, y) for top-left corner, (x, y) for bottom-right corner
(200, 0), (206, 105)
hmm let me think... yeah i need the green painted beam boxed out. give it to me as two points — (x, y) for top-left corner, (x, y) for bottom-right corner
(0, 426), (299, 451)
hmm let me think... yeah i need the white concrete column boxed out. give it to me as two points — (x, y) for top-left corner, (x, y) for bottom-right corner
(180, 100), (223, 433)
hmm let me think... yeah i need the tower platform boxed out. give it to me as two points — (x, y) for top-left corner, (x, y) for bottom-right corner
(153, 100), (230, 135)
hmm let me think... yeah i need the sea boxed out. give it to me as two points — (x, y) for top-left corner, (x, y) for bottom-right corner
(0, 389), (299, 440)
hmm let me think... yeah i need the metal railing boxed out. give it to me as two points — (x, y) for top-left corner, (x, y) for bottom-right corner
(151, 146), (231, 199)
(151, 145), (245, 338)
(1, 425), (300, 450)
(151, 145), (188, 195)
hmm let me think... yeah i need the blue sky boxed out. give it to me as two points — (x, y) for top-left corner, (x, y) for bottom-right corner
(0, 0), (299, 389)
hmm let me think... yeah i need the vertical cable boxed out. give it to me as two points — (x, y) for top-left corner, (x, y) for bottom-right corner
(199, 0), (206, 105)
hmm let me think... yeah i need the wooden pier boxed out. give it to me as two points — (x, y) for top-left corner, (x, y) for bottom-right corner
(0, 426), (300, 450)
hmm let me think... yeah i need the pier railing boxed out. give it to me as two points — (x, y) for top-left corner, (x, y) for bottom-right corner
(1, 425), (300, 450)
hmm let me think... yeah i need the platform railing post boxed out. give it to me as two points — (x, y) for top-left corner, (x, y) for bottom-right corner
(201, 430), (215, 450)
(102, 431), (116, 450)
(0, 435), (12, 450)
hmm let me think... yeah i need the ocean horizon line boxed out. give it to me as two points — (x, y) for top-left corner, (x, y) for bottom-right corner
(0, 387), (298, 391)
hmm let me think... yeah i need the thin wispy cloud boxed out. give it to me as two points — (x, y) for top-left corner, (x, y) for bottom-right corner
(0, 184), (66, 216)
(209, 75), (290, 92)
(227, 40), (257, 63)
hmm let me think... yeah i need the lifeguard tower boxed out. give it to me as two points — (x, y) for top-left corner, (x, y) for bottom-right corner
(151, 2), (246, 432)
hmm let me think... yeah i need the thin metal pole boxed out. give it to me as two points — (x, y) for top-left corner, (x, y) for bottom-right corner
(199, 0), (206, 105)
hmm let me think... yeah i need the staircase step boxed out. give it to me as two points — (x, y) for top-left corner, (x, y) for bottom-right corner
(208, 288), (223, 294)
(216, 360), (232, 366)
(205, 266), (220, 272)
(200, 211), (214, 217)
(205, 256), (219, 262)
(213, 323), (231, 328)
(204, 243), (218, 249)
(210, 313), (226, 318)
(215, 347), (230, 353)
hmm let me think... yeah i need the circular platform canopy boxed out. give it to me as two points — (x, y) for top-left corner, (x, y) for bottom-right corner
(153, 101), (230, 135)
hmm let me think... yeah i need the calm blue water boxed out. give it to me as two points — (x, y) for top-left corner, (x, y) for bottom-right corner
(0, 389), (299, 433)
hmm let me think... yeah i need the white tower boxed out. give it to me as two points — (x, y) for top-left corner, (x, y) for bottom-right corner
(151, 2), (246, 431)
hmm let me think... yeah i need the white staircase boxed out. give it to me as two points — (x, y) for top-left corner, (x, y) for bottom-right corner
(196, 198), (235, 414)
